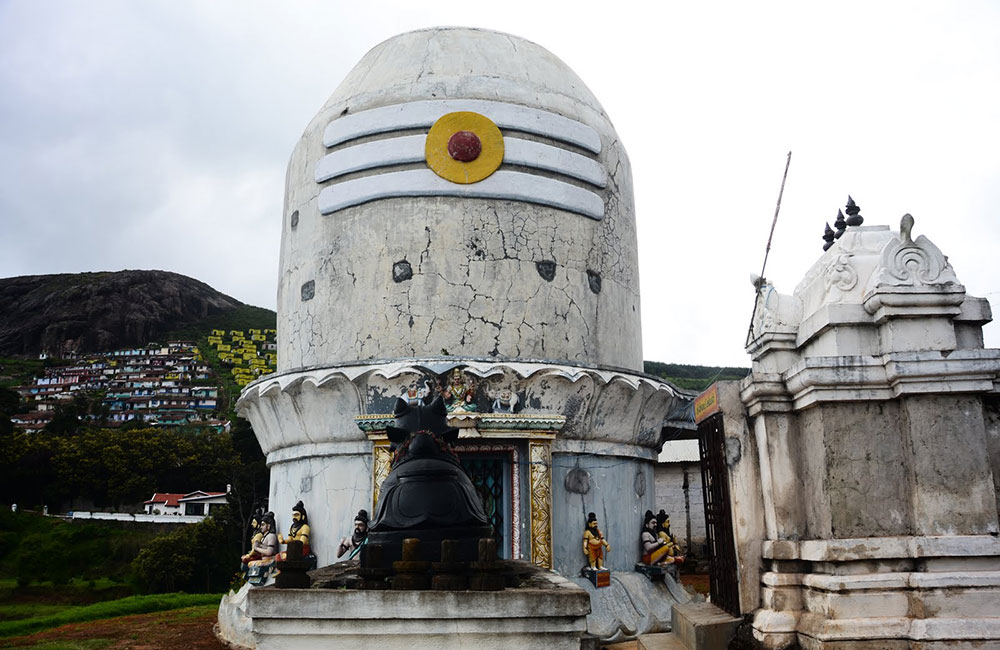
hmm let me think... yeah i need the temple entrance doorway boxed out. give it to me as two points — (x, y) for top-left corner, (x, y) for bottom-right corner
(697, 409), (741, 616)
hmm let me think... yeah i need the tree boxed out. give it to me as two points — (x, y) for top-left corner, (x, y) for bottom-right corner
(226, 418), (269, 554)
(0, 386), (20, 436)
(131, 517), (233, 593)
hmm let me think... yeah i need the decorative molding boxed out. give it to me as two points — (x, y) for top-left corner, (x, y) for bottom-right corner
(322, 99), (602, 154)
(371, 441), (391, 509)
(356, 415), (395, 432)
(240, 358), (682, 400)
(822, 252), (858, 302)
(862, 285), (966, 321)
(315, 135), (606, 188)
(749, 350), (1000, 412)
(529, 440), (553, 569)
(317, 169), (605, 220)
(750, 280), (801, 341)
(478, 414), (566, 431)
(868, 214), (960, 290)
(756, 534), (1000, 645)
(763, 535), (1000, 562)
(238, 358), (685, 457)
(358, 412), (565, 435)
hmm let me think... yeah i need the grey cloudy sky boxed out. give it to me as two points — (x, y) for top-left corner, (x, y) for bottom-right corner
(1, 1), (998, 367)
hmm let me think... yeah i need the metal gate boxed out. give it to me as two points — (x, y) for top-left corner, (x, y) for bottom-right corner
(697, 411), (741, 616)
(459, 453), (511, 558)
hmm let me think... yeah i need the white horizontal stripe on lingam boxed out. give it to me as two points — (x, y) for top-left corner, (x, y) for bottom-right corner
(323, 99), (602, 154)
(317, 169), (604, 220)
(314, 134), (607, 188)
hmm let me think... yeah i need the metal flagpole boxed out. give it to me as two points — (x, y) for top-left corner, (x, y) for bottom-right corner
(746, 151), (792, 348)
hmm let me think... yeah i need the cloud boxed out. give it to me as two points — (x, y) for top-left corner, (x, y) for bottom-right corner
(1, 1), (998, 365)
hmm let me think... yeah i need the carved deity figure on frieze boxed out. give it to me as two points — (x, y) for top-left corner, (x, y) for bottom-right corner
(491, 388), (518, 413)
(400, 378), (433, 406)
(440, 367), (477, 413)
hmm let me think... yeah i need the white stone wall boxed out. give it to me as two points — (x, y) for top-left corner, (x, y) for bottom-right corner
(653, 462), (706, 554)
(277, 28), (642, 372)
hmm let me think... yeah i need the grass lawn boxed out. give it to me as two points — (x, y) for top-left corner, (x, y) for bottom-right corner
(1, 640), (112, 650)
(0, 594), (221, 639)
(0, 603), (224, 650)
(0, 579), (133, 624)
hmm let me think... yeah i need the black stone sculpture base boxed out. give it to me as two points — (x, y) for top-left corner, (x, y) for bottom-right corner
(275, 540), (312, 589)
(633, 562), (679, 583)
(365, 524), (493, 565)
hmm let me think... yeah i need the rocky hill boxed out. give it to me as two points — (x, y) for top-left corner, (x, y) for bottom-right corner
(0, 271), (263, 356)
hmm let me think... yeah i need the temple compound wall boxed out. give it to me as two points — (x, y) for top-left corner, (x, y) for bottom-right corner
(719, 216), (1000, 648)
(235, 27), (689, 642)
(654, 460), (707, 555)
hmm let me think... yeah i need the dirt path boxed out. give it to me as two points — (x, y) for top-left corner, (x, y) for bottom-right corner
(0, 607), (227, 650)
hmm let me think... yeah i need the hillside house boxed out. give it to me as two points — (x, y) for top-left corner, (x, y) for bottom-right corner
(144, 492), (185, 516)
(13, 341), (225, 431)
(143, 491), (226, 518)
(178, 490), (228, 516)
(10, 411), (52, 432)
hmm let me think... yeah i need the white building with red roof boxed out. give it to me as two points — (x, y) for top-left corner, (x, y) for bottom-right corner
(143, 490), (227, 519)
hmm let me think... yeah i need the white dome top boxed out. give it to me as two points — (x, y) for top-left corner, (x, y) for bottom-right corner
(277, 28), (643, 371)
(323, 27), (607, 126)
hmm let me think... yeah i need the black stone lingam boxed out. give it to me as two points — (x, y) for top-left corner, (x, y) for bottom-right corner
(364, 396), (493, 566)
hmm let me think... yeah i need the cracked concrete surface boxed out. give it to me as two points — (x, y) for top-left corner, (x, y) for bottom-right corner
(276, 27), (642, 373)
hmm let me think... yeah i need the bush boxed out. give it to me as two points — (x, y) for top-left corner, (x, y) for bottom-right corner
(131, 518), (234, 594)
(0, 511), (162, 587)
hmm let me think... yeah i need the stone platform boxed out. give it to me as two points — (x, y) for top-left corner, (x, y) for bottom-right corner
(218, 561), (590, 649)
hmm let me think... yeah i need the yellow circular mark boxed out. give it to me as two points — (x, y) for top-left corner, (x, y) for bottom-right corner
(425, 111), (504, 184)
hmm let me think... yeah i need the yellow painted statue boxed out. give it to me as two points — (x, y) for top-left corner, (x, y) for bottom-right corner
(278, 501), (311, 559)
(640, 509), (683, 565)
(656, 509), (684, 563)
(239, 510), (264, 567)
(582, 512), (610, 569)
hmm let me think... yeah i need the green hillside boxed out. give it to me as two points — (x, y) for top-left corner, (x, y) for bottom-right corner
(643, 361), (749, 392)
(163, 304), (276, 342)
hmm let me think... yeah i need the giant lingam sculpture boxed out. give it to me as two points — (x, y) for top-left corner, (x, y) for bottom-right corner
(233, 27), (689, 642)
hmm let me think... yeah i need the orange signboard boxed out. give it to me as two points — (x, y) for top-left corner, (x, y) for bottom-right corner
(694, 383), (720, 424)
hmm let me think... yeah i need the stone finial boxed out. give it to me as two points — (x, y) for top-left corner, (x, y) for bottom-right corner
(845, 195), (864, 226)
(900, 213), (915, 243)
(834, 210), (847, 239)
(822, 223), (835, 251)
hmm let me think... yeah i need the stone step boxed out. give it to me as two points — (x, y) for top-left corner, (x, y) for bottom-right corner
(671, 602), (741, 650)
(637, 632), (689, 650)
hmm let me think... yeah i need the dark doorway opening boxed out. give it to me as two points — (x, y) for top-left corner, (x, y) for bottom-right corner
(697, 412), (741, 616)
